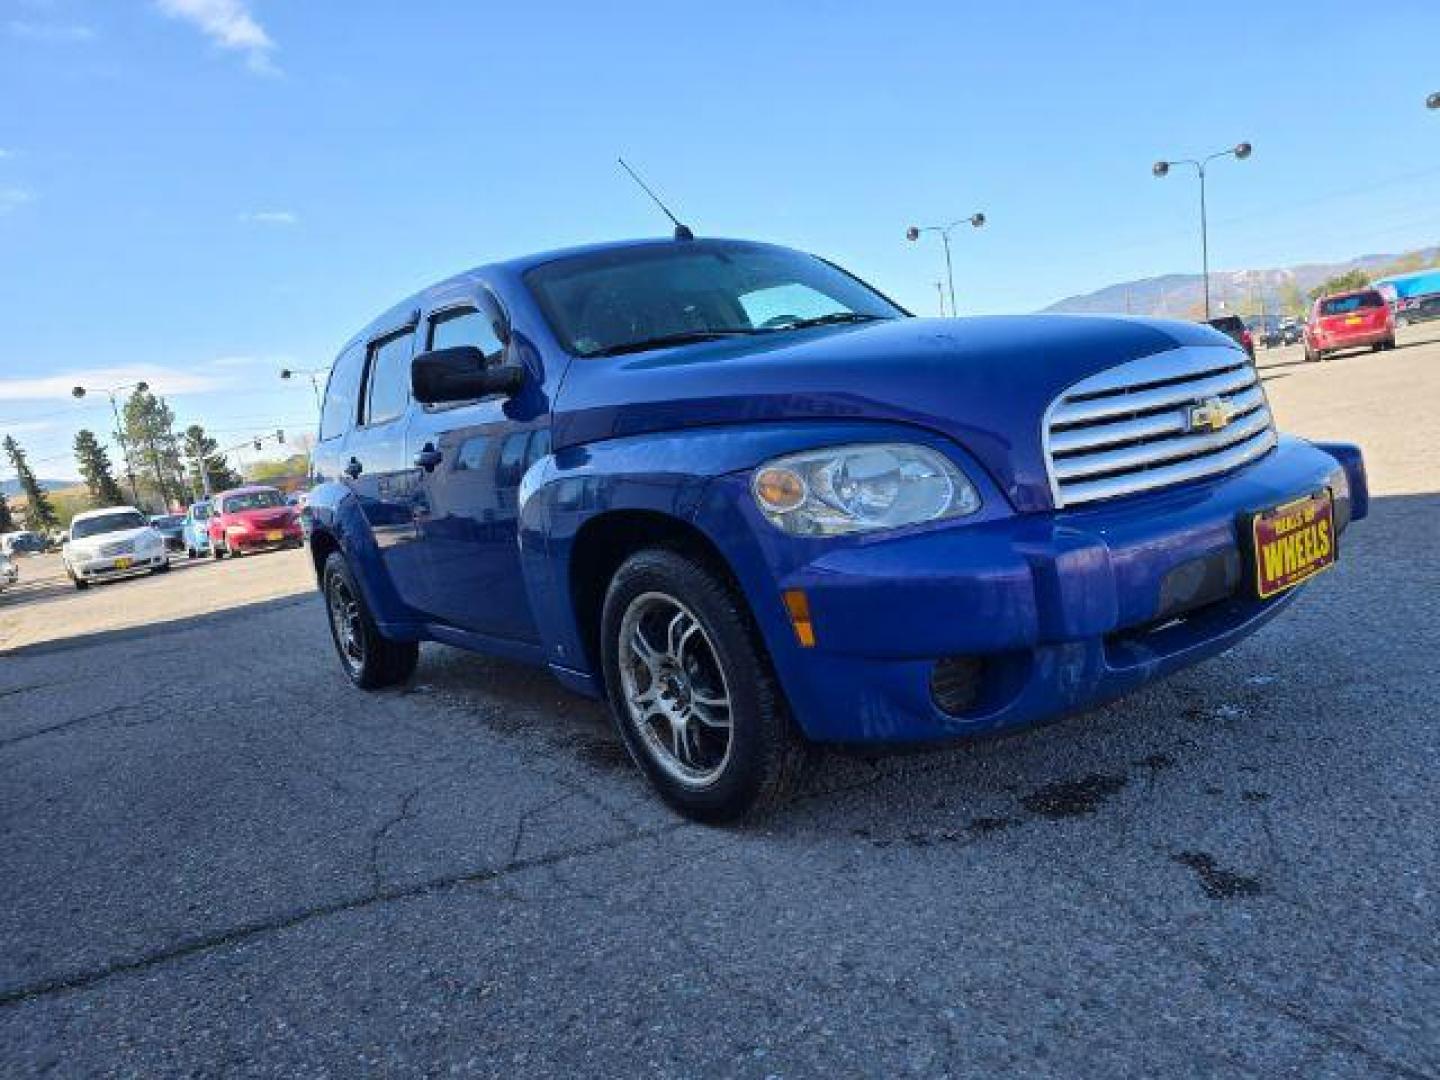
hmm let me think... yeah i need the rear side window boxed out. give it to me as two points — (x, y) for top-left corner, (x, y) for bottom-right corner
(428, 305), (505, 362)
(1319, 292), (1384, 316)
(320, 344), (365, 440)
(363, 330), (415, 426)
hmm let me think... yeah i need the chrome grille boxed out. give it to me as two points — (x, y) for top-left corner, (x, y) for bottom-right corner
(1044, 347), (1277, 508)
(99, 538), (135, 558)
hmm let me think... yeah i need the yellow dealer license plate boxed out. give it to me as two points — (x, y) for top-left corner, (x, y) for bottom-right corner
(266, 530), (283, 542)
(1249, 492), (1336, 599)
(113, 557), (133, 570)
(1344, 315), (1362, 325)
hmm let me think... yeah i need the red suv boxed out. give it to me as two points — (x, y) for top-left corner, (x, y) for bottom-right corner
(1304, 289), (1395, 362)
(208, 485), (304, 558)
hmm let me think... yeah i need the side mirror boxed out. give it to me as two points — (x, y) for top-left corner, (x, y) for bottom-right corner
(412, 346), (524, 404)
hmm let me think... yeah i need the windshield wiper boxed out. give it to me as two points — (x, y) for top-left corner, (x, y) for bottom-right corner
(584, 329), (762, 358)
(763, 312), (890, 332)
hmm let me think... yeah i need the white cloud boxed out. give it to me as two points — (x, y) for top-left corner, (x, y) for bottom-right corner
(239, 210), (298, 226)
(154, 0), (277, 75)
(0, 149), (13, 160)
(7, 20), (97, 42)
(0, 366), (232, 402)
(0, 188), (34, 215)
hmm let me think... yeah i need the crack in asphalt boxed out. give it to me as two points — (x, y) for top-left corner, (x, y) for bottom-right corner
(368, 787), (422, 893)
(0, 702), (147, 750)
(0, 820), (686, 1011)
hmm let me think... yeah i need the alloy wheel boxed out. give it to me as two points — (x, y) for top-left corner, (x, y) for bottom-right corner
(326, 576), (365, 675)
(617, 591), (734, 788)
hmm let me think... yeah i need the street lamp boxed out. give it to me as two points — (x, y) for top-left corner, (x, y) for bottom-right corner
(71, 380), (149, 508)
(905, 214), (986, 318)
(1152, 141), (1252, 320)
(1428, 91), (1439, 110)
(280, 366), (328, 411)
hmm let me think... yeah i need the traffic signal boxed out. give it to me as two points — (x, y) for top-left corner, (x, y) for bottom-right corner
(276, 429), (285, 443)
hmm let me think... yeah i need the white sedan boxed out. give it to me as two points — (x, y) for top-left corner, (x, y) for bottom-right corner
(62, 507), (170, 590)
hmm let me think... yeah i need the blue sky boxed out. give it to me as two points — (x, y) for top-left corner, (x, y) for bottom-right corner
(2, 0), (1437, 480)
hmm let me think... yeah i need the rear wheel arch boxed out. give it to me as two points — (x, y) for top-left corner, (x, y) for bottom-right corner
(309, 527), (341, 583)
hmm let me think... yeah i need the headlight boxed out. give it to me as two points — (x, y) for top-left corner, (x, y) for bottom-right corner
(751, 443), (981, 536)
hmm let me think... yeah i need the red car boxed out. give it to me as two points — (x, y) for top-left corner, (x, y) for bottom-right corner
(208, 485), (304, 558)
(1304, 289), (1395, 362)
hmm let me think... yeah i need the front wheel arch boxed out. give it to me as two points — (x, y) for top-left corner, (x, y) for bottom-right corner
(568, 510), (752, 690)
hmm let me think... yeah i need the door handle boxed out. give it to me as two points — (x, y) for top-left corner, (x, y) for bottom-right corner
(344, 457), (363, 479)
(414, 444), (443, 472)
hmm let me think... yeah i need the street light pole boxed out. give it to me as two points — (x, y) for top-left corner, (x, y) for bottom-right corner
(1153, 142), (1252, 320)
(280, 367), (329, 412)
(71, 380), (149, 509)
(906, 214), (986, 317)
(1428, 91), (1439, 110)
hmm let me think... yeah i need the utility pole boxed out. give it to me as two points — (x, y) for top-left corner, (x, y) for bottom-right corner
(1153, 142), (1253, 320)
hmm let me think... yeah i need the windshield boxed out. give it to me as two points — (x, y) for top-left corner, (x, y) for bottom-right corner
(222, 490), (286, 513)
(150, 515), (184, 528)
(72, 511), (146, 538)
(1320, 292), (1383, 316)
(525, 241), (905, 357)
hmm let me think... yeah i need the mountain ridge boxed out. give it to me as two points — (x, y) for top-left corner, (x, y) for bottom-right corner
(1042, 245), (1440, 318)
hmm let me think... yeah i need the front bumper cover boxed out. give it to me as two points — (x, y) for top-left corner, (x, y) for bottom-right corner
(704, 436), (1366, 744)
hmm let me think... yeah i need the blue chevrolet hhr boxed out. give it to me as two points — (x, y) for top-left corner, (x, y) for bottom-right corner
(306, 237), (1366, 821)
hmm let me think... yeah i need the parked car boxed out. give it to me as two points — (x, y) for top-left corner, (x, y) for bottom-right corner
(0, 552), (18, 590)
(1304, 289), (1395, 361)
(61, 507), (169, 589)
(1376, 268), (1440, 327)
(306, 236), (1367, 821)
(1203, 315), (1255, 361)
(0, 530), (45, 557)
(182, 500), (212, 558)
(148, 513), (187, 552)
(207, 486), (304, 558)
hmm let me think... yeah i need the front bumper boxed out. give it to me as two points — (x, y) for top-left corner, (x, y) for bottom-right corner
(709, 437), (1366, 744)
(226, 526), (303, 551)
(69, 552), (168, 579)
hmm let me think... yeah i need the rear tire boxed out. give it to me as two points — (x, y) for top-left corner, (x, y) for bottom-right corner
(151, 559), (171, 574)
(211, 540), (224, 560)
(322, 552), (418, 690)
(600, 548), (809, 823)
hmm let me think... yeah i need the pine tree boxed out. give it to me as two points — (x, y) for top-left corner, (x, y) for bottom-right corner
(182, 424), (243, 495)
(122, 389), (186, 508)
(2, 435), (59, 532)
(73, 429), (127, 507)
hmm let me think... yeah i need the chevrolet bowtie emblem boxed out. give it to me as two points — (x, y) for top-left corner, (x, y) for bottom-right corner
(1186, 396), (1235, 434)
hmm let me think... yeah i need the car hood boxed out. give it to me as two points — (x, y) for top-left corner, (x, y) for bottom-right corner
(224, 507), (295, 526)
(552, 315), (1238, 511)
(66, 526), (159, 553)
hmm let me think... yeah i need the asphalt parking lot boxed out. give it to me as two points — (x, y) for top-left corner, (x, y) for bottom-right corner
(2, 325), (1438, 1077)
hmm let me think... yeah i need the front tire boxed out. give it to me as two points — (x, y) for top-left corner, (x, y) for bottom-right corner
(322, 552), (418, 689)
(600, 549), (808, 823)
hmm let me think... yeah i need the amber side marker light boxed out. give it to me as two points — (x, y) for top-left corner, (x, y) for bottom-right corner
(782, 589), (816, 647)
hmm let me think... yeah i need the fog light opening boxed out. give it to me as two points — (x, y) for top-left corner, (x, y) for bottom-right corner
(931, 656), (984, 716)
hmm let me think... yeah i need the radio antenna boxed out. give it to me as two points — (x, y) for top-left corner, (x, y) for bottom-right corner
(617, 157), (694, 241)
